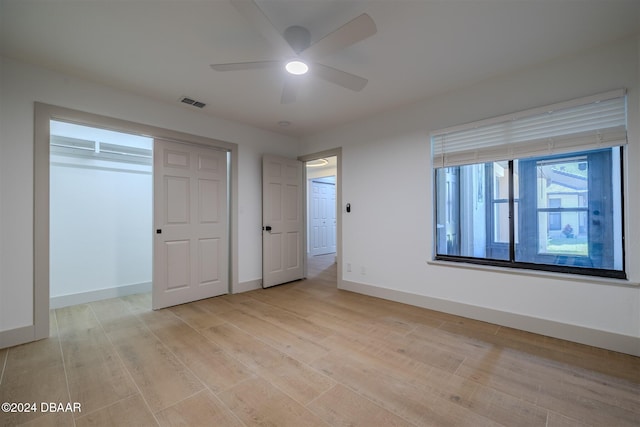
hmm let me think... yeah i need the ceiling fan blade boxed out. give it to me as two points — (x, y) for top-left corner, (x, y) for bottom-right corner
(312, 63), (368, 92)
(301, 13), (376, 60)
(230, 0), (295, 57)
(280, 79), (300, 104)
(210, 60), (280, 71)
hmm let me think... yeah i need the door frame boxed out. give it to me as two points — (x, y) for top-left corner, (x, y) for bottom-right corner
(299, 148), (342, 286)
(33, 103), (238, 341)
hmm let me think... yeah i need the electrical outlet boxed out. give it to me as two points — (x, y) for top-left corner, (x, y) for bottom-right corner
(361, 266), (366, 275)
(347, 263), (352, 272)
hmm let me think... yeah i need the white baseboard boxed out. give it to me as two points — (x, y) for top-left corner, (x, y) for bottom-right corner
(50, 282), (152, 309)
(234, 279), (262, 294)
(340, 279), (640, 357)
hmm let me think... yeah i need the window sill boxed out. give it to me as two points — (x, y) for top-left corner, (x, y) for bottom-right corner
(426, 259), (639, 287)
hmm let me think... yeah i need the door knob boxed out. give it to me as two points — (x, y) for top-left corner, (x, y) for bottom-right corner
(263, 226), (272, 232)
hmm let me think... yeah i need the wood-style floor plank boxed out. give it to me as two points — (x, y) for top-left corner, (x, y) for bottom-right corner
(0, 313), (69, 426)
(56, 304), (138, 415)
(105, 323), (204, 413)
(307, 384), (415, 427)
(423, 366), (548, 427)
(314, 351), (500, 426)
(139, 309), (255, 394)
(74, 394), (157, 427)
(201, 323), (335, 406)
(155, 390), (243, 427)
(455, 346), (640, 426)
(229, 297), (333, 342)
(0, 346), (7, 384)
(88, 297), (144, 334)
(222, 309), (330, 364)
(218, 377), (328, 427)
(167, 303), (226, 330)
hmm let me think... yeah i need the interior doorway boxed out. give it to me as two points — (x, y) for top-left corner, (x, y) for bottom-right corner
(49, 120), (153, 308)
(33, 103), (238, 343)
(300, 150), (341, 288)
(306, 157), (337, 256)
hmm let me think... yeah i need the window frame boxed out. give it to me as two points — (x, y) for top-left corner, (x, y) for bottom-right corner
(430, 90), (628, 281)
(433, 147), (626, 280)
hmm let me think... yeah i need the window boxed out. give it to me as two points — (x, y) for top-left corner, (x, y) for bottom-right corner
(432, 91), (626, 279)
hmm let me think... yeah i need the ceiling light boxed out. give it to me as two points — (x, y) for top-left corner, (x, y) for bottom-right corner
(306, 158), (329, 167)
(285, 60), (309, 75)
(278, 121), (291, 127)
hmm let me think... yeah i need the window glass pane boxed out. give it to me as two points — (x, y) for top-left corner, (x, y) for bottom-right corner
(436, 163), (507, 260)
(493, 202), (509, 243)
(537, 157), (588, 209)
(537, 211), (588, 256)
(436, 168), (460, 256)
(515, 148), (623, 272)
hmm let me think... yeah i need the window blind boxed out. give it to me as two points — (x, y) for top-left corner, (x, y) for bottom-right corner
(431, 89), (627, 168)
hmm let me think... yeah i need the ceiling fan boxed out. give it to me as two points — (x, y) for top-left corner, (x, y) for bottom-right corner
(211, 0), (377, 104)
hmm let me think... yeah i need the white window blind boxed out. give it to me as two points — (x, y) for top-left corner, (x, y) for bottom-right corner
(431, 89), (627, 168)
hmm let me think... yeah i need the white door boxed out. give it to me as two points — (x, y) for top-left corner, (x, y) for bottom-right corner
(309, 180), (336, 255)
(153, 139), (228, 309)
(262, 155), (304, 288)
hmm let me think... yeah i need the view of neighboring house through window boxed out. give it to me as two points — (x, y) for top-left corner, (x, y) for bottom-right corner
(432, 90), (626, 279)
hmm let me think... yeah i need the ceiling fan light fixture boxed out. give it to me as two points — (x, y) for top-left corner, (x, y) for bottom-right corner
(285, 60), (309, 75)
(306, 158), (329, 167)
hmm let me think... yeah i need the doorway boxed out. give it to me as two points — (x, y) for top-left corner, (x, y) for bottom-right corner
(306, 157), (337, 256)
(33, 103), (239, 342)
(300, 150), (341, 288)
(49, 120), (153, 308)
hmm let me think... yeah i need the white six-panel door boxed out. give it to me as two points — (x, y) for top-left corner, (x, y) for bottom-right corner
(262, 155), (304, 288)
(310, 180), (336, 255)
(153, 139), (228, 309)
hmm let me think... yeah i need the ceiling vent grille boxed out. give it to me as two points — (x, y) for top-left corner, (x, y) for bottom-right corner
(180, 96), (206, 109)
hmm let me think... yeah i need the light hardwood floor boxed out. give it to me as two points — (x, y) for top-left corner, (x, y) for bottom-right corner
(1, 254), (639, 426)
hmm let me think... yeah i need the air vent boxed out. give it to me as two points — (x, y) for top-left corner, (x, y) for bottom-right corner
(180, 96), (206, 109)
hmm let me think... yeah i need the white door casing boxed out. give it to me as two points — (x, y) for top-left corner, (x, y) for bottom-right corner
(262, 155), (304, 288)
(309, 180), (336, 255)
(153, 139), (228, 309)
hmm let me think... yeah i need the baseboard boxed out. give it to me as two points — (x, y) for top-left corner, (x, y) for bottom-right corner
(50, 281), (152, 309)
(0, 325), (35, 349)
(233, 279), (262, 294)
(340, 279), (640, 357)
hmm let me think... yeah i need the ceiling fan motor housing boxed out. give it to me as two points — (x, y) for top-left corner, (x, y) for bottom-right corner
(284, 25), (311, 54)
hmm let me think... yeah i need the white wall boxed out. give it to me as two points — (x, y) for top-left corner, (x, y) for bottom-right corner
(0, 56), (298, 334)
(302, 37), (640, 354)
(50, 156), (152, 301)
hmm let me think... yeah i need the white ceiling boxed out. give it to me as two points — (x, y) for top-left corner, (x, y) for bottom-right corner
(1, 0), (639, 137)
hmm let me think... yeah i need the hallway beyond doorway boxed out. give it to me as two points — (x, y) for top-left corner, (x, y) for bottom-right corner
(307, 253), (337, 286)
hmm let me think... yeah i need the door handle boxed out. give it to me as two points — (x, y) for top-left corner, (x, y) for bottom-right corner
(263, 226), (272, 232)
